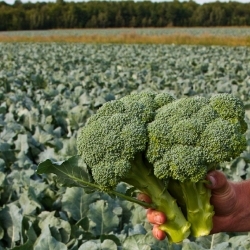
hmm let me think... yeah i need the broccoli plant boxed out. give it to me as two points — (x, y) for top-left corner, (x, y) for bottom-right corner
(37, 92), (247, 243)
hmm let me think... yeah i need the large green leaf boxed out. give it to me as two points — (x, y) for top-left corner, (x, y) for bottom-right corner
(38, 211), (71, 243)
(122, 234), (154, 250)
(228, 233), (250, 248)
(87, 200), (120, 236)
(14, 134), (29, 154)
(61, 187), (99, 222)
(124, 233), (172, 250)
(78, 239), (117, 250)
(34, 225), (67, 250)
(37, 157), (154, 208)
(11, 222), (37, 250)
(194, 233), (229, 249)
(38, 147), (59, 162)
(0, 204), (23, 248)
(33, 126), (54, 144)
(19, 187), (42, 215)
(182, 242), (206, 250)
(78, 241), (99, 250)
(37, 156), (96, 190)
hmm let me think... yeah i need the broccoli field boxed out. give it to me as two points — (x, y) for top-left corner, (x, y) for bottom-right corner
(0, 43), (250, 249)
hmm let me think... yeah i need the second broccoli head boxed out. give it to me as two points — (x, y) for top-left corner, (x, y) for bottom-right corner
(77, 92), (247, 242)
(147, 94), (247, 182)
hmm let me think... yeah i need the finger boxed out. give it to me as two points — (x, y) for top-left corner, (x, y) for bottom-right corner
(147, 208), (167, 225)
(137, 193), (152, 203)
(152, 225), (167, 241)
(206, 170), (229, 193)
(206, 170), (237, 216)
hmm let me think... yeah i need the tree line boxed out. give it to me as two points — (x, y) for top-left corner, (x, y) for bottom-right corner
(1, 0), (250, 31)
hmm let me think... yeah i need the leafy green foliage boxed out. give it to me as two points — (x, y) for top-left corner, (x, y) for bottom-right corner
(0, 43), (250, 249)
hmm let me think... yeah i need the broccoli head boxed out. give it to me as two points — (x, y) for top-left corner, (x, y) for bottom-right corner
(146, 93), (247, 236)
(77, 113), (147, 188)
(77, 91), (247, 242)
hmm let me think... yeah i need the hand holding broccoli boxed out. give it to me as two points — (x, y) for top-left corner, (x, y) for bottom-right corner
(76, 92), (247, 242)
(143, 170), (250, 240)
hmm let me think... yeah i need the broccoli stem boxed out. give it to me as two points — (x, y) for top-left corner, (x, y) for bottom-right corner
(168, 179), (187, 214)
(123, 154), (191, 243)
(108, 189), (157, 209)
(178, 180), (214, 237)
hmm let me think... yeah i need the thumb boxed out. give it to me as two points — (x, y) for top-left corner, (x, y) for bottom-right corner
(206, 170), (230, 193)
(206, 170), (236, 216)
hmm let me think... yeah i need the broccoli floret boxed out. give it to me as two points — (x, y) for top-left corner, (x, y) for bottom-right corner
(146, 93), (247, 237)
(209, 93), (248, 133)
(146, 118), (172, 164)
(209, 93), (245, 121)
(199, 118), (246, 163)
(76, 92), (247, 242)
(154, 92), (176, 108)
(119, 92), (157, 122)
(169, 145), (207, 182)
(170, 118), (204, 145)
(78, 113), (147, 171)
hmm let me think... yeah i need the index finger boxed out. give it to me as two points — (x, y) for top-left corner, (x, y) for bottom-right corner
(137, 193), (152, 203)
(147, 208), (167, 225)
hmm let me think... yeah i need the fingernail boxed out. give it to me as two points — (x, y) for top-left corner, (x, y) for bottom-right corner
(207, 175), (216, 187)
(156, 231), (161, 240)
(156, 229), (166, 240)
(154, 215), (164, 224)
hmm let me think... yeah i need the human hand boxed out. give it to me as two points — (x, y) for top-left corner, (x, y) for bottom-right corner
(139, 170), (250, 240)
(205, 170), (250, 234)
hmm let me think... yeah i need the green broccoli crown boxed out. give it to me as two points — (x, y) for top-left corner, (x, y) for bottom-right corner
(77, 92), (247, 187)
(147, 93), (247, 182)
(77, 92), (175, 189)
(77, 112), (147, 188)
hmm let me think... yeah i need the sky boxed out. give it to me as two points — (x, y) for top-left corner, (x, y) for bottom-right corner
(2, 0), (250, 6)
